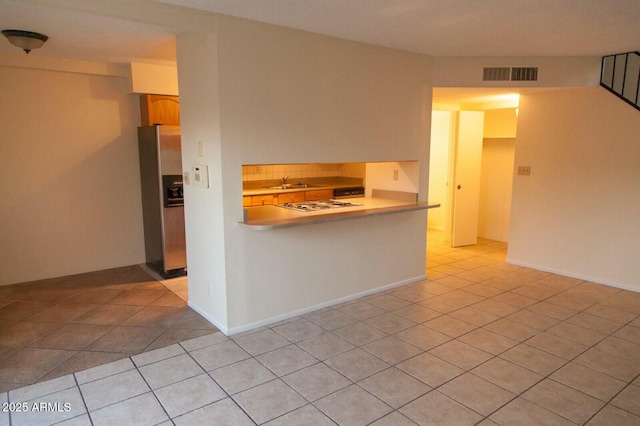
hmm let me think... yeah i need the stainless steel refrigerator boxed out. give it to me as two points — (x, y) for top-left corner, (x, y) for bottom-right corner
(137, 125), (187, 278)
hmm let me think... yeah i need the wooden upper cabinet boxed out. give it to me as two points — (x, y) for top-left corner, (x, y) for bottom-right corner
(140, 95), (180, 126)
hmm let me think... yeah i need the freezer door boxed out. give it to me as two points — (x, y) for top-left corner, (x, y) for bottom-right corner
(162, 205), (187, 271)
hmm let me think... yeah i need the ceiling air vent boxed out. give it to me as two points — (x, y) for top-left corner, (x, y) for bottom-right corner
(511, 67), (538, 81)
(482, 66), (540, 82)
(483, 67), (510, 81)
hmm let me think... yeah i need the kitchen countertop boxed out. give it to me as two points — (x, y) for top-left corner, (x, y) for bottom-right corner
(240, 197), (440, 230)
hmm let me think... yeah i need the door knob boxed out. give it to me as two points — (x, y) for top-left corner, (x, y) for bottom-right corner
(457, 185), (462, 189)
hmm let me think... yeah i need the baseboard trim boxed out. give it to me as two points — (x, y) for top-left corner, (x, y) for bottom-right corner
(189, 274), (426, 337)
(507, 258), (639, 293)
(187, 301), (230, 335)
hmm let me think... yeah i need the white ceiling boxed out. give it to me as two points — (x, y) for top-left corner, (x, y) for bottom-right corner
(2, 0), (639, 104)
(160, 0), (640, 57)
(0, 0), (180, 63)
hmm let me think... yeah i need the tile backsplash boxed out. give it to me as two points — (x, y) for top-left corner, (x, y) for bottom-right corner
(242, 163), (365, 182)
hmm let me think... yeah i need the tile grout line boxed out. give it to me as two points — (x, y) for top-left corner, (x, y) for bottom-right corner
(130, 358), (173, 425)
(176, 339), (258, 425)
(183, 325), (393, 425)
(72, 373), (93, 426)
(430, 256), (640, 422)
(263, 294), (522, 424)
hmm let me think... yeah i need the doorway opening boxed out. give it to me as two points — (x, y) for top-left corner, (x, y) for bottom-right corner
(429, 89), (520, 248)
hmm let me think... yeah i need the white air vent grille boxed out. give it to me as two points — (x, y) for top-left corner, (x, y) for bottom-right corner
(483, 67), (511, 81)
(512, 67), (538, 81)
(483, 66), (539, 81)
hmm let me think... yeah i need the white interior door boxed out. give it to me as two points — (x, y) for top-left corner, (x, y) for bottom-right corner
(450, 111), (484, 247)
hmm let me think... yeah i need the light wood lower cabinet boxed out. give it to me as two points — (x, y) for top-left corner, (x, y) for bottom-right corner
(304, 189), (334, 201)
(276, 192), (305, 204)
(250, 194), (274, 206)
(244, 188), (335, 207)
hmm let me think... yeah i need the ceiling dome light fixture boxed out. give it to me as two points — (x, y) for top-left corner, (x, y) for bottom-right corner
(2, 29), (48, 54)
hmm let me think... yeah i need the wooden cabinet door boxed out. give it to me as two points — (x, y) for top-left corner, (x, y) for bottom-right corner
(243, 196), (252, 207)
(251, 195), (274, 206)
(305, 189), (334, 201)
(277, 192), (305, 204)
(140, 95), (180, 126)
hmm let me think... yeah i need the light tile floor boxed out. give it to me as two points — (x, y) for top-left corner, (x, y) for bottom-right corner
(2, 231), (640, 425)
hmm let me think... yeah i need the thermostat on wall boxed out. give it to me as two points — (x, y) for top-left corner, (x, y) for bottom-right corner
(192, 164), (209, 188)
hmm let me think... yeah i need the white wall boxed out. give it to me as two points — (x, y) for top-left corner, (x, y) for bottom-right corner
(433, 56), (601, 88)
(216, 16), (431, 167)
(129, 61), (179, 95)
(0, 64), (145, 285)
(178, 15), (433, 332)
(509, 88), (640, 290)
(365, 161), (420, 196)
(484, 108), (518, 138)
(478, 108), (517, 242)
(479, 138), (515, 242)
(176, 30), (229, 328)
(236, 212), (427, 328)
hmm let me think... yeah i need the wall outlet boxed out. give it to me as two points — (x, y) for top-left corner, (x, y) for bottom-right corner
(517, 166), (531, 176)
(183, 171), (190, 185)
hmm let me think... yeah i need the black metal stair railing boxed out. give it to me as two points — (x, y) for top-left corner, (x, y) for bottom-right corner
(601, 51), (640, 111)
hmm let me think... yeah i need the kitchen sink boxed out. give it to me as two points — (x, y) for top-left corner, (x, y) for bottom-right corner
(290, 183), (319, 188)
(267, 183), (319, 190)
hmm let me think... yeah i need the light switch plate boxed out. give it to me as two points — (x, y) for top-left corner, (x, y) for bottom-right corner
(517, 166), (531, 176)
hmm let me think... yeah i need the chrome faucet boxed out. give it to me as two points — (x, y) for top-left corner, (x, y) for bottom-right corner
(282, 176), (289, 185)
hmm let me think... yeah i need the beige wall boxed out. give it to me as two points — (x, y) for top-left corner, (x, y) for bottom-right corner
(479, 138), (515, 242)
(0, 65), (145, 285)
(478, 108), (517, 242)
(433, 56), (601, 88)
(509, 88), (640, 290)
(428, 111), (452, 230)
(176, 30), (229, 328)
(129, 61), (179, 95)
(365, 161), (420, 196)
(484, 108), (518, 138)
(179, 15), (432, 333)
